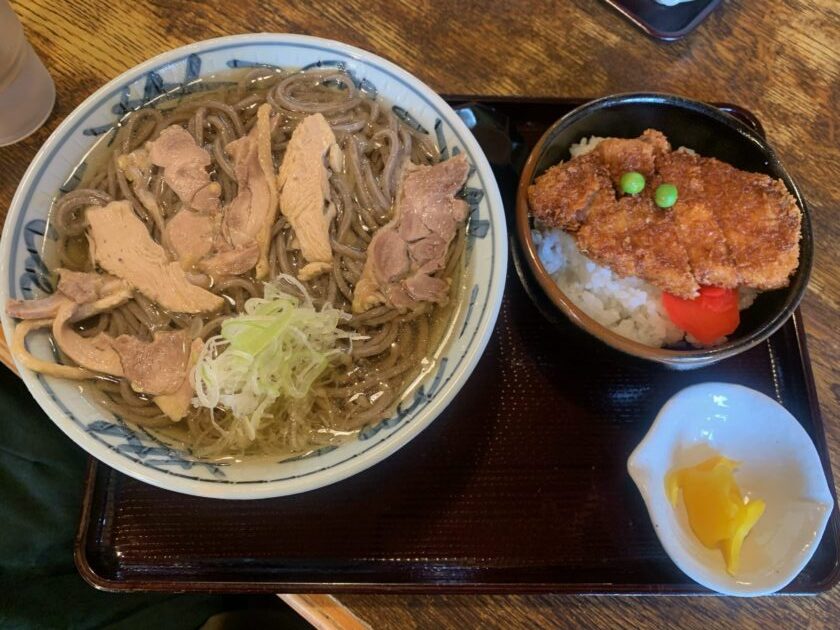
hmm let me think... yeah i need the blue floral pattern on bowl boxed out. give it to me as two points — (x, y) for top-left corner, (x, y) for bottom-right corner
(0, 35), (506, 498)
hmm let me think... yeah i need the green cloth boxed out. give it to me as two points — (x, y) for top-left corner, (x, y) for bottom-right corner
(0, 366), (235, 629)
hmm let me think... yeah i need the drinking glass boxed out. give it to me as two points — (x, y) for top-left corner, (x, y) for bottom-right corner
(0, 0), (55, 146)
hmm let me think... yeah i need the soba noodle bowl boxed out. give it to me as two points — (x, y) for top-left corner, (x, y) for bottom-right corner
(18, 67), (466, 461)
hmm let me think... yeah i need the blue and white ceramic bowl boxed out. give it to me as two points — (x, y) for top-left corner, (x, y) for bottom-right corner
(0, 34), (507, 499)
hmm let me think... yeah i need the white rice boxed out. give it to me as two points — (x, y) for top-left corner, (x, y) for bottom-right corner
(533, 136), (757, 348)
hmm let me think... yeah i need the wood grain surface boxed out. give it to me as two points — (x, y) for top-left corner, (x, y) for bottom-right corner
(2, 0), (838, 627)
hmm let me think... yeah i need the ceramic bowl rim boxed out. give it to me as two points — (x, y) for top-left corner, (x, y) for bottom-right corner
(0, 33), (508, 499)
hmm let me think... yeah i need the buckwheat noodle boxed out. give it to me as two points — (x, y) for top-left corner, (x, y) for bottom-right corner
(43, 67), (463, 460)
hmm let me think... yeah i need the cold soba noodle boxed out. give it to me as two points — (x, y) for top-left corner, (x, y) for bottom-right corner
(10, 68), (470, 460)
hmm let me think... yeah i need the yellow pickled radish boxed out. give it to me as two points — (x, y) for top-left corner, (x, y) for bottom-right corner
(666, 455), (765, 575)
(721, 499), (766, 575)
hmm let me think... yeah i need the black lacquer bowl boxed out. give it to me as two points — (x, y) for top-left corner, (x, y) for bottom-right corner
(515, 93), (813, 369)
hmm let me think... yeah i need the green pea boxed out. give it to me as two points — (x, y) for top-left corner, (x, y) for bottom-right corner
(620, 171), (645, 195)
(655, 183), (678, 209)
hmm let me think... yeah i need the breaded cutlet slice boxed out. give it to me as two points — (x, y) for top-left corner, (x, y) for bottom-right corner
(577, 192), (697, 298)
(594, 129), (671, 185)
(528, 153), (612, 231)
(527, 130), (801, 295)
(655, 151), (740, 289)
(623, 195), (698, 298)
(576, 188), (638, 279)
(688, 155), (801, 290)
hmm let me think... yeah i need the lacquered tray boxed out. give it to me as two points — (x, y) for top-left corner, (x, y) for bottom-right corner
(603, 0), (722, 41)
(74, 97), (840, 594)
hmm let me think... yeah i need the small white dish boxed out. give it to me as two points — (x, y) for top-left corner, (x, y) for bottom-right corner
(628, 382), (835, 596)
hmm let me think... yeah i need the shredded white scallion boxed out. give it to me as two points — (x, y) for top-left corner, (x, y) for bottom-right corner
(192, 274), (364, 441)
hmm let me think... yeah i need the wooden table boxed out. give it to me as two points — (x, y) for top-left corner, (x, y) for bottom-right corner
(3, 0), (838, 627)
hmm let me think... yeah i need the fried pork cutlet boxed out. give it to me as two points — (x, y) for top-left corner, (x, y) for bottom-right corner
(594, 128), (671, 185)
(659, 151), (801, 291)
(527, 130), (801, 298)
(576, 188), (637, 279)
(654, 151), (739, 289)
(576, 192), (696, 297)
(526, 153), (612, 231)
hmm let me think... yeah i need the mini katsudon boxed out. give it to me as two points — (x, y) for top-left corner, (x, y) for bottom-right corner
(527, 130), (802, 347)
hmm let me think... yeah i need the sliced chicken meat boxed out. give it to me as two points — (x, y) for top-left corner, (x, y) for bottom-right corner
(153, 338), (203, 421)
(220, 104), (278, 279)
(56, 269), (130, 304)
(19, 270), (133, 376)
(147, 125), (221, 213)
(115, 148), (165, 233)
(10, 272), (132, 378)
(11, 268), (196, 396)
(6, 269), (131, 320)
(276, 113), (338, 281)
(164, 209), (217, 269)
(7, 292), (67, 320)
(112, 330), (191, 396)
(52, 300), (124, 377)
(352, 154), (470, 313)
(198, 242), (260, 277)
(86, 201), (223, 313)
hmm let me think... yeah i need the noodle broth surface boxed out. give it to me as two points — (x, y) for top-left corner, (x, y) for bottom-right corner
(45, 67), (467, 463)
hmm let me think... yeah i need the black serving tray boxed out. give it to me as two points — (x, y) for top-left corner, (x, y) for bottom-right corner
(74, 97), (839, 594)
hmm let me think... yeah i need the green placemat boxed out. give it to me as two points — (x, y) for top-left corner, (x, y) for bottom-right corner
(0, 366), (239, 629)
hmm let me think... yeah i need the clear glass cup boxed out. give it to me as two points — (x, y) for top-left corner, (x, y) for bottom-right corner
(0, 0), (55, 146)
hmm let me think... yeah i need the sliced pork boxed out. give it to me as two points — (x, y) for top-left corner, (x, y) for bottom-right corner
(220, 104), (278, 279)
(594, 129), (671, 185)
(86, 201), (223, 313)
(147, 125), (221, 213)
(572, 191), (697, 297)
(527, 153), (612, 232)
(656, 152), (740, 288)
(112, 330), (190, 396)
(276, 113), (337, 281)
(659, 151), (801, 291)
(352, 154), (470, 313)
